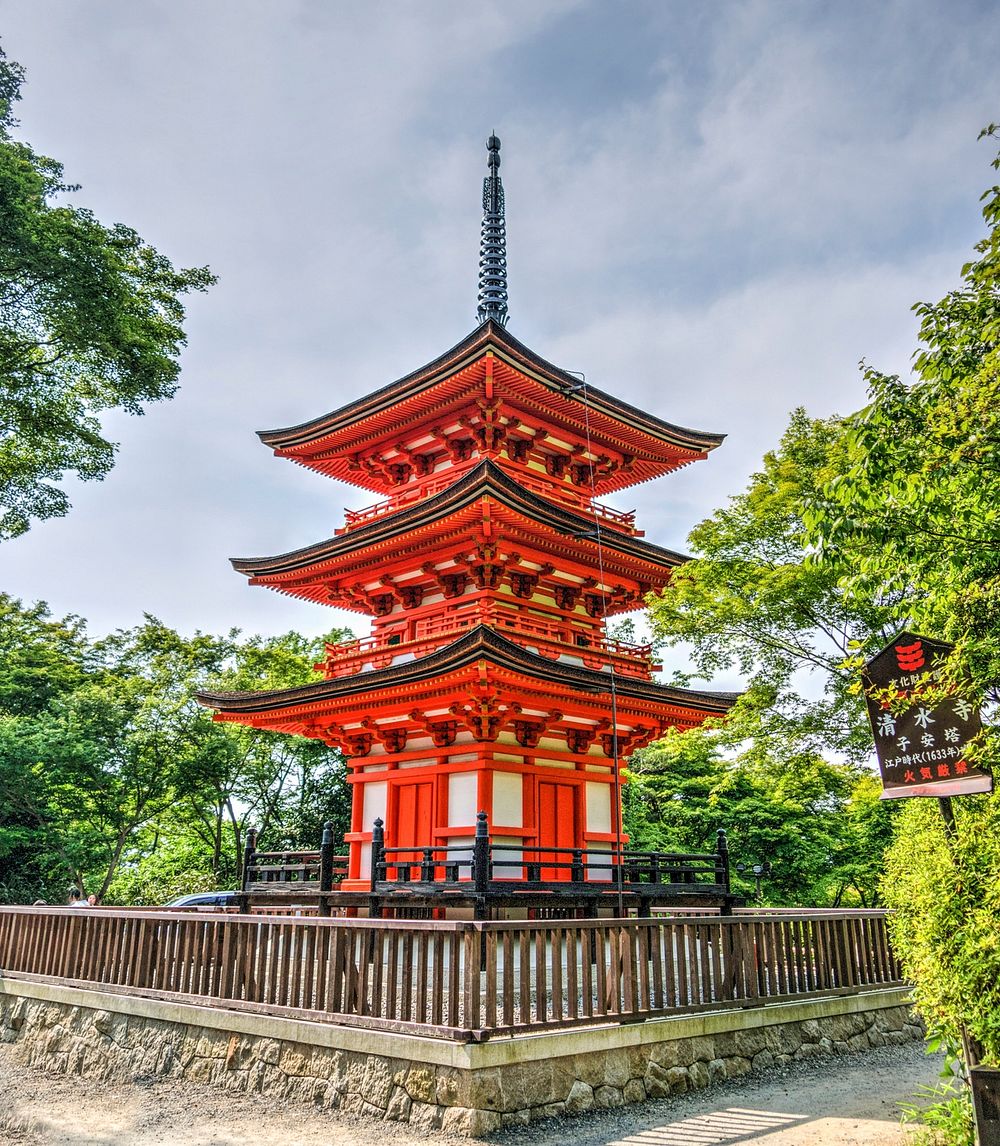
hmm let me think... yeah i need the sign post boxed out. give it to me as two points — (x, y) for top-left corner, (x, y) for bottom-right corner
(863, 632), (993, 1144)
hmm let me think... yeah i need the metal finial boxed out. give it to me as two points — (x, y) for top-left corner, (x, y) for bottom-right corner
(477, 133), (508, 327)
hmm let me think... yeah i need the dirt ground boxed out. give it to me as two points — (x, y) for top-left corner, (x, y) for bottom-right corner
(0, 1040), (942, 1145)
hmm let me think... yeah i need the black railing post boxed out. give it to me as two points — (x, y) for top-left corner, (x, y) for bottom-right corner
(472, 810), (490, 920)
(238, 826), (257, 913)
(369, 817), (385, 918)
(318, 820), (334, 917)
(421, 848), (435, 882)
(571, 849), (584, 883)
(241, 827), (258, 891)
(717, 828), (732, 915)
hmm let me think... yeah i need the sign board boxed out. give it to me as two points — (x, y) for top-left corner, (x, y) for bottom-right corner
(863, 632), (992, 800)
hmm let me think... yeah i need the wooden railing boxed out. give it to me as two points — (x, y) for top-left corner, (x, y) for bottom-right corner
(316, 615), (658, 679)
(0, 907), (904, 1042)
(337, 469), (639, 535)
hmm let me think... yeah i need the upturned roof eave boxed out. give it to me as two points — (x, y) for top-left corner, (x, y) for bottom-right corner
(195, 625), (739, 717)
(257, 321), (726, 455)
(229, 458), (689, 578)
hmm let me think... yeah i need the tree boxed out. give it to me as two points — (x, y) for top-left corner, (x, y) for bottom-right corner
(0, 46), (215, 539)
(803, 128), (1000, 1069)
(647, 410), (895, 762)
(807, 126), (1000, 700)
(625, 729), (891, 906)
(0, 597), (352, 903)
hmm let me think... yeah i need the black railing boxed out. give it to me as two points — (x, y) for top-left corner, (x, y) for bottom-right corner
(241, 821), (349, 916)
(369, 812), (732, 917)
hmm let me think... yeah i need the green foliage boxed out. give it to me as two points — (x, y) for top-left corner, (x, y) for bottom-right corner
(883, 798), (1000, 1061)
(799, 127), (1000, 1070)
(625, 728), (891, 906)
(806, 127), (1000, 709)
(899, 1078), (974, 1146)
(0, 594), (352, 902)
(648, 410), (894, 764)
(0, 45), (215, 539)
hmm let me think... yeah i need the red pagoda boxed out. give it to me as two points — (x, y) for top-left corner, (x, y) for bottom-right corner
(199, 136), (735, 906)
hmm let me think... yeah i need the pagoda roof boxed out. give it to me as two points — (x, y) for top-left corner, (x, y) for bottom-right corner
(196, 624), (737, 719)
(230, 459), (685, 604)
(257, 321), (724, 493)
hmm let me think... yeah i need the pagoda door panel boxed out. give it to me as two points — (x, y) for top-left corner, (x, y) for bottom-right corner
(393, 781), (433, 876)
(537, 781), (576, 881)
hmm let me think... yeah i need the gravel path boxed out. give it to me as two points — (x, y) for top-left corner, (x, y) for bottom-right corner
(0, 1041), (941, 1145)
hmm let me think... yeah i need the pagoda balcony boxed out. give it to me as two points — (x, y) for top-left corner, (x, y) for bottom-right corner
(316, 615), (660, 680)
(337, 469), (641, 535)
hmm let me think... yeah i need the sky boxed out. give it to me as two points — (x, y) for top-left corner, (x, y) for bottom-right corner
(1, 0), (999, 688)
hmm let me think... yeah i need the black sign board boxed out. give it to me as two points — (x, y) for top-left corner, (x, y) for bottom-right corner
(863, 631), (992, 800)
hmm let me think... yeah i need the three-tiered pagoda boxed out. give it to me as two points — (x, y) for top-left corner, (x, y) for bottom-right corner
(199, 136), (735, 896)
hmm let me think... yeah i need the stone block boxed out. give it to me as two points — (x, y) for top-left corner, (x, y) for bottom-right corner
(644, 1062), (670, 1099)
(385, 1085), (411, 1122)
(689, 1036), (716, 1063)
(666, 1066), (690, 1093)
(833, 1041), (850, 1055)
(531, 1102), (567, 1122)
(441, 1107), (503, 1137)
(565, 1080), (594, 1113)
(465, 1067), (503, 1112)
(646, 1035), (687, 1068)
(734, 1028), (767, 1058)
(623, 1078), (646, 1104)
(499, 1060), (555, 1111)
(751, 1050), (774, 1072)
(884, 1008), (907, 1032)
(436, 1069), (462, 1107)
(405, 1065), (437, 1104)
(819, 1037), (833, 1054)
(708, 1058), (727, 1084)
(593, 1085), (624, 1108)
(348, 1057), (392, 1109)
(409, 1101), (444, 1131)
(801, 1019), (822, 1042)
(688, 1061), (711, 1090)
(725, 1056), (751, 1079)
(258, 1038), (280, 1065)
(92, 1011), (114, 1036)
(278, 1044), (311, 1077)
(501, 1109), (531, 1129)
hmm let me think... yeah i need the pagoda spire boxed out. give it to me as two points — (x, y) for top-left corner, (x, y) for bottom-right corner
(477, 133), (509, 327)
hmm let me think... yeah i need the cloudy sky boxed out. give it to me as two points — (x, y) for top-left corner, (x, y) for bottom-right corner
(1, 1), (999, 671)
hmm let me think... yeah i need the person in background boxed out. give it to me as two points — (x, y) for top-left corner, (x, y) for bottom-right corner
(87, 894), (98, 906)
(67, 888), (89, 907)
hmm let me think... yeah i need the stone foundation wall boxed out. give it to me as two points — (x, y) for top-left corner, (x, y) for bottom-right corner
(0, 979), (923, 1137)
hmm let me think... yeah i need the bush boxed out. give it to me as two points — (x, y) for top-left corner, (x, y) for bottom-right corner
(882, 795), (1000, 1062)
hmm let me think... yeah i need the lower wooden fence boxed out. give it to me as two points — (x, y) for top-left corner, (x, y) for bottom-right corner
(0, 907), (902, 1043)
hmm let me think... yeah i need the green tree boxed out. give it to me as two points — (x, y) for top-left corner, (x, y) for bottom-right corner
(804, 128), (1000, 1070)
(648, 410), (895, 764)
(626, 729), (889, 906)
(0, 46), (215, 539)
(0, 597), (352, 902)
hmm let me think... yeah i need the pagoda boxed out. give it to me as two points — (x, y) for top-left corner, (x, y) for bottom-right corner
(199, 135), (735, 897)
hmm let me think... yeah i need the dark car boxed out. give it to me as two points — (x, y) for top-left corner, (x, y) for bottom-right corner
(165, 891), (239, 909)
